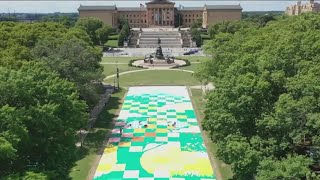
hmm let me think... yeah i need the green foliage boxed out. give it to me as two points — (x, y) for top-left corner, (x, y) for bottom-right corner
(197, 13), (320, 179)
(190, 28), (202, 47)
(190, 18), (202, 29)
(0, 19), (104, 178)
(75, 17), (103, 44)
(96, 25), (112, 46)
(0, 61), (87, 178)
(256, 155), (312, 180)
(32, 37), (104, 107)
(208, 20), (258, 39)
(118, 22), (130, 46)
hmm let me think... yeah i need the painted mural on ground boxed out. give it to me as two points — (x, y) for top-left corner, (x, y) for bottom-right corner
(93, 86), (215, 180)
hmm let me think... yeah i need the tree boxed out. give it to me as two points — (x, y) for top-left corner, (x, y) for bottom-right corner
(256, 155), (312, 180)
(96, 25), (112, 46)
(118, 22), (130, 46)
(191, 18), (202, 29)
(32, 38), (104, 107)
(197, 13), (320, 179)
(190, 28), (202, 47)
(75, 17), (104, 45)
(0, 61), (87, 178)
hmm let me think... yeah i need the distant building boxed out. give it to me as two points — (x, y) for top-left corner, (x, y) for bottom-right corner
(286, 0), (320, 15)
(78, 0), (242, 28)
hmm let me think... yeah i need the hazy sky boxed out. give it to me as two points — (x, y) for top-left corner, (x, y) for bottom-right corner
(0, 1), (316, 13)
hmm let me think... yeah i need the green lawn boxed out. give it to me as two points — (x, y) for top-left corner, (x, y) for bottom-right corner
(69, 89), (126, 180)
(101, 57), (143, 63)
(181, 63), (200, 71)
(177, 56), (211, 62)
(102, 64), (141, 77)
(105, 40), (118, 47)
(109, 34), (119, 40)
(190, 89), (233, 180)
(104, 70), (200, 87)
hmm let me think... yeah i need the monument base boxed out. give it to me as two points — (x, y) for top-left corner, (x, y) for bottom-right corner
(132, 59), (186, 69)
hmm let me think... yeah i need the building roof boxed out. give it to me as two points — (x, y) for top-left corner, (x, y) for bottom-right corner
(179, 7), (203, 11)
(146, 0), (174, 5)
(78, 5), (116, 11)
(205, 4), (242, 10)
(117, 7), (146, 11)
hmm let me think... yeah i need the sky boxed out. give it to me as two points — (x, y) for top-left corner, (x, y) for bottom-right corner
(0, 1), (317, 13)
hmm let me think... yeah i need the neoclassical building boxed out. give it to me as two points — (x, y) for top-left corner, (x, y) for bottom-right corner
(286, 0), (320, 15)
(78, 0), (242, 28)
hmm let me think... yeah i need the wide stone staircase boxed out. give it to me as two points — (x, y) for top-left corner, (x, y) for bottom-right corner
(138, 31), (182, 48)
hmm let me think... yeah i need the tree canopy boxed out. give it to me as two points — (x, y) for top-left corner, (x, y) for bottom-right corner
(196, 13), (320, 179)
(0, 17), (108, 178)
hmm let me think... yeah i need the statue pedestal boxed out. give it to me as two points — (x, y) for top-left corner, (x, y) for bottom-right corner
(132, 59), (186, 69)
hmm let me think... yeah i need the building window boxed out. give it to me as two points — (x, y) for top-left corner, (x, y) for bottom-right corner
(189, 19), (191, 22)
(185, 19), (187, 23)
(196, 14), (198, 17)
(130, 20), (132, 23)
(134, 15), (135, 17)
(189, 14), (191, 17)
(126, 15), (128, 17)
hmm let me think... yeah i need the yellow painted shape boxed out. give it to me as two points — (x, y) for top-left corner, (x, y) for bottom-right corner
(104, 146), (118, 153)
(156, 128), (168, 133)
(148, 118), (157, 122)
(147, 124), (156, 129)
(140, 144), (213, 177)
(134, 128), (145, 133)
(148, 106), (157, 110)
(177, 115), (187, 119)
(96, 163), (112, 172)
(119, 142), (131, 147)
(96, 146), (118, 173)
(139, 109), (148, 113)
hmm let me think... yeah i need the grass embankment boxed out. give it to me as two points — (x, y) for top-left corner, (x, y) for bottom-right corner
(69, 89), (126, 180)
(191, 89), (233, 180)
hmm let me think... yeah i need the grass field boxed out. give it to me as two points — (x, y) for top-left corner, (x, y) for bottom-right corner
(176, 56), (211, 62)
(105, 40), (119, 48)
(101, 57), (143, 63)
(109, 34), (119, 40)
(104, 70), (200, 87)
(102, 64), (141, 77)
(69, 89), (127, 180)
(191, 89), (233, 180)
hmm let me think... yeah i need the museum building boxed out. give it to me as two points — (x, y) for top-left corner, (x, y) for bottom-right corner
(78, 0), (242, 28)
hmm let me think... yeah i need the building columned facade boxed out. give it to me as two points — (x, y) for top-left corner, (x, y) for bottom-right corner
(78, 0), (242, 28)
(286, 0), (320, 15)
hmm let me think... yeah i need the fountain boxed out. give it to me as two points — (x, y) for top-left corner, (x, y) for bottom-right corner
(155, 45), (164, 60)
(132, 44), (186, 68)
